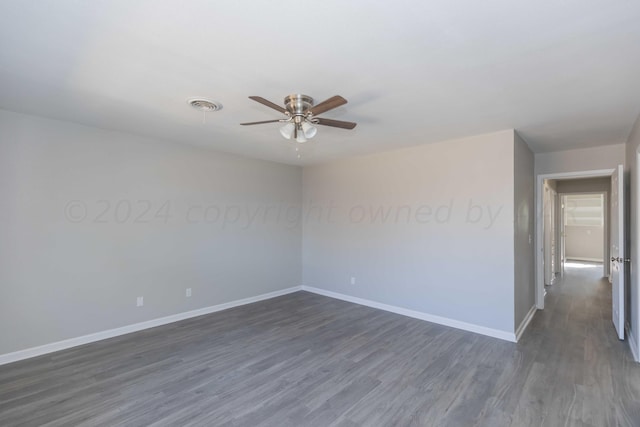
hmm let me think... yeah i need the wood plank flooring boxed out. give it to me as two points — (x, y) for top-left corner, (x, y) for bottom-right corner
(1, 264), (639, 426)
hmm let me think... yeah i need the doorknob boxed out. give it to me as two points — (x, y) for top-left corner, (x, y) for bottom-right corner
(611, 257), (617, 262)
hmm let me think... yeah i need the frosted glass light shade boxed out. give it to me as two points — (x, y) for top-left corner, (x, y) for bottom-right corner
(279, 123), (294, 139)
(301, 122), (317, 139)
(295, 131), (307, 143)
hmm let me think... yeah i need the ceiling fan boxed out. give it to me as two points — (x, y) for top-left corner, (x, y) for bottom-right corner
(241, 94), (357, 143)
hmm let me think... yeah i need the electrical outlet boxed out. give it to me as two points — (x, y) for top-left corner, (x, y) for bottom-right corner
(186, 288), (192, 297)
(136, 296), (144, 307)
(351, 277), (356, 285)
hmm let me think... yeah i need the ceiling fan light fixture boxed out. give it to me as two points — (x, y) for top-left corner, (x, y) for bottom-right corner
(301, 121), (317, 139)
(279, 123), (295, 139)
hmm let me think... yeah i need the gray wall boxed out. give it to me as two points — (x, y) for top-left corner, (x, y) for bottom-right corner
(302, 130), (517, 333)
(556, 177), (610, 194)
(564, 225), (604, 261)
(625, 113), (640, 359)
(535, 144), (625, 175)
(0, 110), (302, 355)
(514, 132), (535, 330)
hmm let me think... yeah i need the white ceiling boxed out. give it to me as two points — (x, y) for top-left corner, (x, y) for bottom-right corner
(1, 1), (640, 165)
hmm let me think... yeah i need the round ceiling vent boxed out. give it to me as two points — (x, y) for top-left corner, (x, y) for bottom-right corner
(187, 98), (222, 112)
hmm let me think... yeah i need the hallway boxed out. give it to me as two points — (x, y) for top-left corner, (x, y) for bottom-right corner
(517, 262), (640, 425)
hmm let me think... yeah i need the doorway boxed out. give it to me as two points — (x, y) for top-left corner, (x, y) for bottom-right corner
(536, 166), (625, 340)
(562, 192), (606, 276)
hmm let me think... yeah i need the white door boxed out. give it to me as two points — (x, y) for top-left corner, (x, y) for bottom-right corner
(544, 186), (554, 285)
(550, 189), (556, 276)
(560, 196), (566, 277)
(611, 164), (625, 340)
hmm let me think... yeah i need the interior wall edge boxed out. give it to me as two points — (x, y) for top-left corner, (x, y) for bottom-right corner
(515, 304), (537, 342)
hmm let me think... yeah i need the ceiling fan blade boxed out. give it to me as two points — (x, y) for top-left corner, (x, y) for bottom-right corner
(310, 95), (347, 116)
(240, 119), (283, 126)
(248, 96), (287, 114)
(315, 118), (357, 129)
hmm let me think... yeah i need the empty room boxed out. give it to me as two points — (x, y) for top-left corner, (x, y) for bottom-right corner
(2, 1), (640, 426)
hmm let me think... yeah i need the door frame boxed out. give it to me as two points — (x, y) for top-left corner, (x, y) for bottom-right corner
(536, 169), (615, 309)
(558, 191), (608, 274)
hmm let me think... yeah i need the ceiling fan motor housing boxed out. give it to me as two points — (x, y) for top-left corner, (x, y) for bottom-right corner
(284, 94), (314, 117)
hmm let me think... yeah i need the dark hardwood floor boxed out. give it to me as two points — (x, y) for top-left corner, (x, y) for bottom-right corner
(1, 264), (639, 426)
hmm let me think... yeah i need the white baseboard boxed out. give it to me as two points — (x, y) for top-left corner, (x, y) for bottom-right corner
(301, 286), (516, 342)
(515, 305), (537, 342)
(627, 325), (639, 363)
(0, 286), (302, 366)
(566, 257), (603, 263)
